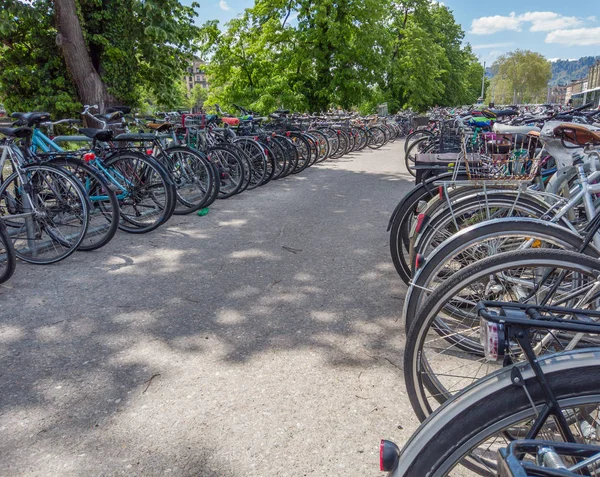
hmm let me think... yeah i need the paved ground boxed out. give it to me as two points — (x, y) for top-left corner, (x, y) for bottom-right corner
(0, 140), (417, 476)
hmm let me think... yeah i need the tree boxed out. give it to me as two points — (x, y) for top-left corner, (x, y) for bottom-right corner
(188, 84), (208, 112)
(0, 0), (200, 114)
(492, 50), (551, 104)
(54, 0), (112, 111)
(200, 0), (476, 113)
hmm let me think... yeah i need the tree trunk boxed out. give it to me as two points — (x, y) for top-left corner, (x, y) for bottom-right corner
(54, 0), (113, 112)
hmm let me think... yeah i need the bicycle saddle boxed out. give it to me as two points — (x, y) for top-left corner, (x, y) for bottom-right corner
(106, 106), (132, 114)
(0, 126), (33, 138)
(79, 128), (114, 141)
(147, 123), (171, 132)
(10, 112), (51, 126)
(553, 123), (600, 146)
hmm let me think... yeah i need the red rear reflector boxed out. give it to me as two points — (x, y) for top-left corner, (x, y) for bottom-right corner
(415, 213), (426, 234)
(83, 153), (95, 162)
(146, 149), (153, 155)
(380, 440), (400, 472)
(439, 186), (444, 200)
(415, 254), (426, 269)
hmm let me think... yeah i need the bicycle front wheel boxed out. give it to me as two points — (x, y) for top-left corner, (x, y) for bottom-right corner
(0, 218), (16, 283)
(404, 249), (600, 421)
(0, 164), (89, 264)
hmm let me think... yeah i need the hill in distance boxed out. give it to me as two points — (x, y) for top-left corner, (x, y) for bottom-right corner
(485, 55), (600, 86)
(550, 56), (600, 86)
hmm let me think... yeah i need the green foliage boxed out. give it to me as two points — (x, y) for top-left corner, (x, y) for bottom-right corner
(200, 0), (484, 113)
(0, 0), (80, 115)
(2, 0), (493, 116)
(488, 50), (551, 104)
(0, 0), (199, 115)
(188, 84), (208, 111)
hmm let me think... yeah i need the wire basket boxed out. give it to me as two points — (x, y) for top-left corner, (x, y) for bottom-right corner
(461, 131), (540, 182)
(183, 114), (206, 128)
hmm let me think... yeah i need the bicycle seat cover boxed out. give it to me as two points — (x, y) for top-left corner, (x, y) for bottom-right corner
(493, 123), (540, 135)
(222, 117), (240, 126)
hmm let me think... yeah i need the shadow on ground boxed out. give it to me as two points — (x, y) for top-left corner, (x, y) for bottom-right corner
(0, 153), (414, 476)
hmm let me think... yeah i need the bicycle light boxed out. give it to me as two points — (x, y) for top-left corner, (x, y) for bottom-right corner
(379, 439), (400, 472)
(83, 152), (95, 162)
(479, 318), (505, 362)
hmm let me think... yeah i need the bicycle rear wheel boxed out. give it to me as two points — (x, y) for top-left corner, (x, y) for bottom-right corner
(160, 146), (213, 215)
(395, 350), (600, 476)
(45, 157), (119, 251)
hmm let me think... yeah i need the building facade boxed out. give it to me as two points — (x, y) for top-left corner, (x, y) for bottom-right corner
(184, 58), (209, 93)
(570, 60), (600, 108)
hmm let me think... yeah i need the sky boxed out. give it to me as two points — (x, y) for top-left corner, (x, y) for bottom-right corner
(184, 0), (600, 64)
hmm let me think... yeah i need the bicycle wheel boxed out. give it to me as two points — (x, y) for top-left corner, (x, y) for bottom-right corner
(319, 128), (340, 158)
(267, 137), (288, 180)
(209, 145), (245, 198)
(0, 218), (16, 283)
(44, 157), (119, 252)
(233, 137), (267, 189)
(260, 140), (276, 186)
(409, 192), (559, 276)
(388, 173), (470, 284)
(404, 136), (430, 175)
(277, 136), (298, 177)
(367, 126), (386, 149)
(328, 130), (347, 160)
(0, 164), (89, 264)
(159, 146), (213, 214)
(404, 128), (435, 153)
(395, 349), (600, 476)
(104, 152), (176, 234)
(403, 218), (595, 334)
(404, 249), (600, 421)
(289, 133), (311, 173)
(308, 129), (330, 163)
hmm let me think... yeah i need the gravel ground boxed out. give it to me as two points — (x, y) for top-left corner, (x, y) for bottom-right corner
(0, 140), (417, 476)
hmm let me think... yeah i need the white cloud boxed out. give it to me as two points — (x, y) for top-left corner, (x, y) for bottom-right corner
(519, 11), (581, 31)
(470, 12), (521, 35)
(470, 11), (586, 35)
(219, 0), (230, 11)
(471, 42), (515, 50)
(545, 28), (600, 46)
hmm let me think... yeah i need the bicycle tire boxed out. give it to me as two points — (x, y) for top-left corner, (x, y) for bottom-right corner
(0, 164), (89, 264)
(0, 218), (16, 283)
(44, 157), (120, 252)
(395, 349), (600, 476)
(404, 249), (600, 422)
(403, 217), (596, 333)
(104, 151), (176, 233)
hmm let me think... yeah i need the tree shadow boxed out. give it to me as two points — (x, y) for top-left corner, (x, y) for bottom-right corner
(0, 153), (414, 476)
